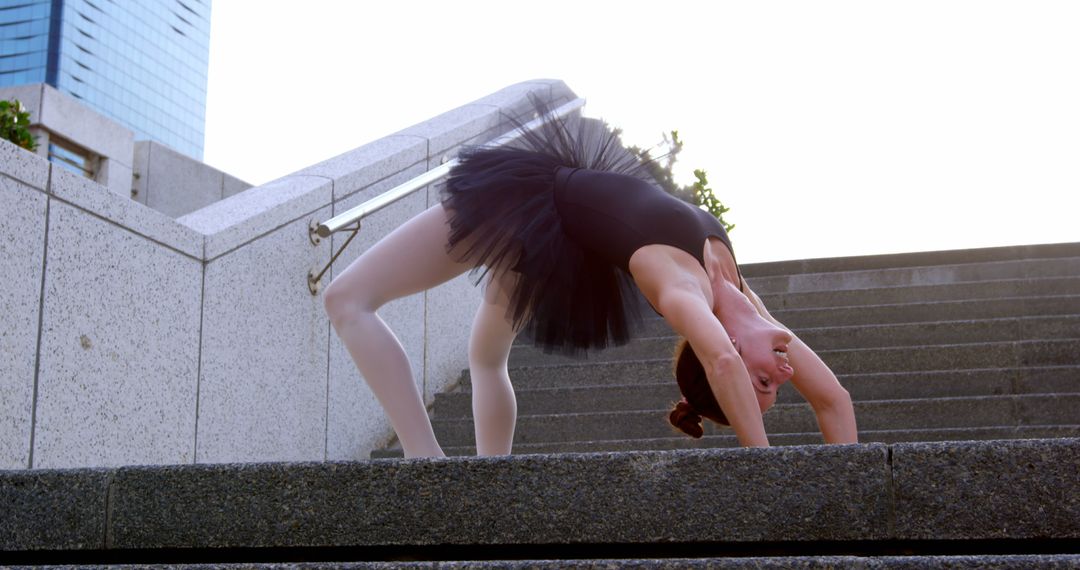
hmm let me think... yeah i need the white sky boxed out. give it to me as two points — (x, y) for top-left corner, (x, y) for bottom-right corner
(203, 1), (1080, 263)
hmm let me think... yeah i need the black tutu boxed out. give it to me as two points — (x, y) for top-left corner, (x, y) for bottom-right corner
(441, 98), (655, 355)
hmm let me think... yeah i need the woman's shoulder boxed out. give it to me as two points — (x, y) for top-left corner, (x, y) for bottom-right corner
(629, 245), (713, 311)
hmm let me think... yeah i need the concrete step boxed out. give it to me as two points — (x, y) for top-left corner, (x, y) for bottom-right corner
(739, 240), (1080, 278)
(436, 366), (1080, 419)
(609, 306), (1080, 343)
(819, 338), (1080, 375)
(477, 339), (1080, 390)
(512, 277), (1080, 346)
(758, 275), (1080, 310)
(7, 440), (1076, 556)
(769, 294), (1080, 329)
(797, 314), (1080, 350)
(370, 425), (1080, 458)
(509, 315), (1080, 366)
(16, 555), (1080, 568)
(744, 255), (1080, 295)
(430, 394), (1080, 447)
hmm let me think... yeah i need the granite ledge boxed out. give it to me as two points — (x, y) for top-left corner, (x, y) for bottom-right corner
(0, 137), (50, 191)
(0, 468), (110, 551)
(107, 444), (889, 549)
(48, 165), (204, 258)
(891, 437), (1080, 540)
(177, 174), (333, 260)
(3, 440), (1076, 554)
(296, 135), (427, 203)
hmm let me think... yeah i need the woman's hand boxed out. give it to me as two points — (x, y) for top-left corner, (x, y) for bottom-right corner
(744, 287), (858, 443)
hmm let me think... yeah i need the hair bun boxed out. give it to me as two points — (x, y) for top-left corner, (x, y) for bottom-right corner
(669, 399), (704, 439)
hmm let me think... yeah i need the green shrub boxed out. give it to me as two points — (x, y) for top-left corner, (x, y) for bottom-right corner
(0, 99), (39, 152)
(689, 168), (733, 233)
(628, 130), (734, 232)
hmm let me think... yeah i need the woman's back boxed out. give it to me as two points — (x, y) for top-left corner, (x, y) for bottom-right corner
(553, 166), (733, 272)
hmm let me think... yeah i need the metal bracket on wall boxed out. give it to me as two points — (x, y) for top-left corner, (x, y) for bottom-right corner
(307, 221), (360, 295)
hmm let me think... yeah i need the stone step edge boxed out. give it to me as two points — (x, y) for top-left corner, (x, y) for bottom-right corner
(768, 293), (1080, 316)
(376, 425), (1080, 456)
(11, 555), (1080, 569)
(443, 364), (1080, 397)
(756, 274), (1080, 298)
(640, 312), (1080, 333)
(459, 361), (1080, 391)
(506, 338), (1080, 375)
(618, 296), (1080, 331)
(515, 287), (1080, 347)
(739, 241), (1080, 278)
(421, 426), (1080, 454)
(513, 314), (1080, 350)
(9, 553), (1080, 569)
(432, 392), (1079, 423)
(5, 439), (1078, 553)
(493, 342), (1080, 376)
(512, 281), (1080, 347)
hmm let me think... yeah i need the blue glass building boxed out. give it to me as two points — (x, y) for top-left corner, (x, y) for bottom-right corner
(0, 0), (211, 159)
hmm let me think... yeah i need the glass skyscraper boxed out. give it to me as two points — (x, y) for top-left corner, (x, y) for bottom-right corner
(0, 0), (211, 159)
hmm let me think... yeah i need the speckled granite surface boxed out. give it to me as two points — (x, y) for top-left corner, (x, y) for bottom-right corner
(1, 440), (1077, 560)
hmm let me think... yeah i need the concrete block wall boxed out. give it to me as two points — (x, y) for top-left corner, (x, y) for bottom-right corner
(0, 83), (134, 197)
(0, 140), (204, 470)
(0, 79), (577, 469)
(0, 141), (49, 469)
(132, 141), (253, 217)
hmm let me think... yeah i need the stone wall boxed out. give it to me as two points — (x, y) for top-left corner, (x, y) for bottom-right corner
(0, 79), (578, 469)
(0, 83), (134, 197)
(132, 141), (251, 217)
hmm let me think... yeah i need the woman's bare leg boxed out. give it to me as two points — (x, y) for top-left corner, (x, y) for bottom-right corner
(323, 205), (472, 458)
(468, 275), (519, 455)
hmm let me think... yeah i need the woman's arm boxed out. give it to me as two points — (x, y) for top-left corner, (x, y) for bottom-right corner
(744, 287), (859, 443)
(631, 250), (770, 446)
(783, 337), (858, 443)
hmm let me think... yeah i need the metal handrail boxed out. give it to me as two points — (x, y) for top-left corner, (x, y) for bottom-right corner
(306, 97), (586, 294)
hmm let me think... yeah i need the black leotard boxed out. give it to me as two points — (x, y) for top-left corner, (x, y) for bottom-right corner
(554, 166), (737, 278)
(443, 124), (741, 352)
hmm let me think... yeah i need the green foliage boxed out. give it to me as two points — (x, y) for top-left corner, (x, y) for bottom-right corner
(0, 99), (38, 152)
(690, 168), (734, 233)
(628, 130), (684, 197)
(627, 130), (734, 232)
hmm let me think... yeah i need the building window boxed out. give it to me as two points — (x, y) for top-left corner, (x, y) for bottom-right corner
(48, 136), (96, 179)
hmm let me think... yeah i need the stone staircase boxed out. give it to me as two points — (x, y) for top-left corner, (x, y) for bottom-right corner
(3, 243), (1078, 568)
(375, 242), (1080, 456)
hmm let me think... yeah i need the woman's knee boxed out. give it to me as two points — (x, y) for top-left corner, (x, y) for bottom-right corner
(469, 351), (505, 375)
(468, 296), (517, 370)
(323, 275), (377, 325)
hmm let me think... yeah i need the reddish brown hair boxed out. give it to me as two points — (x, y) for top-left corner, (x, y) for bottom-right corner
(669, 338), (730, 438)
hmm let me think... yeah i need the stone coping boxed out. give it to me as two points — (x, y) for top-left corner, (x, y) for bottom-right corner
(742, 241), (1080, 278)
(0, 137), (49, 190)
(2, 556), (1080, 568)
(1, 439), (1076, 553)
(1, 80), (575, 263)
(9, 79), (1073, 269)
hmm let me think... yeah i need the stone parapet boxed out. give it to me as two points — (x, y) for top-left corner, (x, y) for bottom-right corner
(0, 80), (574, 469)
(132, 141), (254, 217)
(742, 241), (1080, 278)
(0, 440), (1076, 560)
(0, 83), (134, 197)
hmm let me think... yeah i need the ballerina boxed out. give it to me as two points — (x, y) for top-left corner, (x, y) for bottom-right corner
(323, 102), (857, 458)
